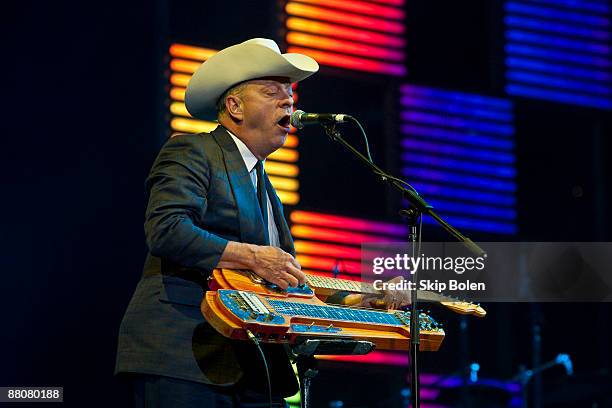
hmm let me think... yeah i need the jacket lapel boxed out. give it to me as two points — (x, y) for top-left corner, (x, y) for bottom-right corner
(211, 126), (268, 246)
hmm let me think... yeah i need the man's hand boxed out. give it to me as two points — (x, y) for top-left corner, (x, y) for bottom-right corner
(216, 241), (306, 290)
(251, 246), (306, 290)
(342, 276), (411, 310)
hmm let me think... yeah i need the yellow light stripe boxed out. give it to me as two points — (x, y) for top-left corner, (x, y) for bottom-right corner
(170, 73), (192, 87)
(276, 190), (300, 205)
(170, 87), (186, 101)
(170, 117), (218, 133)
(268, 147), (299, 163)
(268, 176), (299, 191)
(284, 134), (299, 148)
(169, 44), (217, 61)
(170, 58), (201, 74)
(170, 101), (190, 117)
(265, 161), (299, 177)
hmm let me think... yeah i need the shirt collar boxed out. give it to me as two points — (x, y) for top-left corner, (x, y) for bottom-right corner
(226, 130), (260, 173)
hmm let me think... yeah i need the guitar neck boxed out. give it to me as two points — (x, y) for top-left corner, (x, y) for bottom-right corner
(305, 273), (379, 295)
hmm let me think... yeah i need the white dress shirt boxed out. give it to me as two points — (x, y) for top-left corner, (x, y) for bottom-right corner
(227, 131), (281, 247)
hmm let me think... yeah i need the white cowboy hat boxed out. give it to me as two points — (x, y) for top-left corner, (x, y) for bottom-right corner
(185, 38), (319, 121)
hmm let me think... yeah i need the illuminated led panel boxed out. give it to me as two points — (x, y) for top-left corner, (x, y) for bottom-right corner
(290, 210), (409, 365)
(400, 85), (517, 235)
(504, 0), (612, 110)
(167, 43), (302, 204)
(285, 0), (406, 76)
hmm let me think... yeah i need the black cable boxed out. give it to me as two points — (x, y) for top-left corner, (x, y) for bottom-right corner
(246, 330), (273, 408)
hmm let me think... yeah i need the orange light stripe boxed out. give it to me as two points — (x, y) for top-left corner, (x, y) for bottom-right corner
(268, 176), (299, 191)
(170, 87), (186, 101)
(169, 44), (217, 61)
(268, 147), (299, 163)
(287, 32), (404, 62)
(292, 0), (404, 20)
(170, 117), (217, 133)
(296, 254), (362, 274)
(291, 210), (408, 235)
(170, 101), (190, 117)
(170, 73), (192, 87)
(294, 240), (362, 260)
(276, 190), (300, 205)
(284, 134), (299, 148)
(290, 225), (392, 244)
(286, 2), (404, 34)
(265, 161), (299, 177)
(170, 58), (201, 74)
(286, 17), (405, 48)
(287, 46), (406, 76)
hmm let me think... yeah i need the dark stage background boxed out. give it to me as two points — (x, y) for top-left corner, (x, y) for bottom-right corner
(3, 0), (612, 407)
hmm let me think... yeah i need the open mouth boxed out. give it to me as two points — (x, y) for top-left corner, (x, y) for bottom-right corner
(277, 114), (291, 131)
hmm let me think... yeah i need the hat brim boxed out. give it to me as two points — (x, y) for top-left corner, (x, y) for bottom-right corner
(185, 43), (319, 121)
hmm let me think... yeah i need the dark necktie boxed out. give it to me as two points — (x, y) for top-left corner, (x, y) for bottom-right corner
(255, 161), (270, 244)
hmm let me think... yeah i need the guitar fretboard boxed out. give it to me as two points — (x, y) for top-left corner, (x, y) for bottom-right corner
(305, 274), (378, 294)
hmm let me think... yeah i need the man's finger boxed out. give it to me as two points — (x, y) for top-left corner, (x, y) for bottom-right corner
(285, 263), (307, 285)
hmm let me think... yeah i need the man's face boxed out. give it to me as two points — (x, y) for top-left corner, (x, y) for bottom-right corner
(238, 77), (294, 158)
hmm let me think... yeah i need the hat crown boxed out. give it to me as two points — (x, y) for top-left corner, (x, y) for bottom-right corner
(241, 38), (281, 54)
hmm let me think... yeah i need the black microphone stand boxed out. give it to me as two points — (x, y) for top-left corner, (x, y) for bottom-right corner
(321, 122), (485, 408)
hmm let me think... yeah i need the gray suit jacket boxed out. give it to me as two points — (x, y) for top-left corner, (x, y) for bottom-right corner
(115, 126), (298, 396)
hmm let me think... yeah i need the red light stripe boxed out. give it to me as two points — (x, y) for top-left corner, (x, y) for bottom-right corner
(296, 254), (362, 274)
(292, 0), (404, 20)
(287, 46), (406, 76)
(287, 17), (405, 48)
(367, 0), (405, 6)
(291, 210), (408, 236)
(287, 32), (404, 61)
(294, 240), (362, 260)
(286, 2), (404, 34)
(291, 225), (393, 244)
(319, 351), (408, 365)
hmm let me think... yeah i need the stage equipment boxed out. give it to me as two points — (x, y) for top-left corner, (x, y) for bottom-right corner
(290, 109), (348, 129)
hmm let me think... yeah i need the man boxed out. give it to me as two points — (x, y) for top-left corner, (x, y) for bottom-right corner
(115, 38), (319, 407)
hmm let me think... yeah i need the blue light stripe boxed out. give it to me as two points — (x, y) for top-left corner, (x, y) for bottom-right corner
(401, 111), (514, 136)
(506, 44), (611, 68)
(505, 15), (610, 40)
(506, 83), (612, 109)
(402, 139), (515, 164)
(402, 154), (516, 178)
(506, 29), (610, 56)
(421, 213), (517, 234)
(402, 168), (517, 193)
(400, 85), (513, 110)
(507, 70), (612, 95)
(506, 56), (612, 82)
(426, 198), (517, 221)
(505, 2), (610, 27)
(401, 124), (514, 150)
(524, 0), (610, 14)
(410, 182), (516, 206)
(400, 97), (513, 122)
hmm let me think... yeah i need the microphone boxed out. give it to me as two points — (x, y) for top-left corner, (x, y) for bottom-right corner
(290, 109), (349, 129)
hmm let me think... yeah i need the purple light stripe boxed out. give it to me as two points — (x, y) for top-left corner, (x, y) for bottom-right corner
(506, 83), (612, 109)
(401, 111), (514, 136)
(425, 198), (517, 220)
(400, 96), (513, 122)
(508, 70), (612, 96)
(505, 2), (610, 27)
(401, 124), (514, 149)
(505, 56), (612, 82)
(401, 168), (517, 193)
(506, 43), (611, 68)
(421, 212), (517, 234)
(504, 15), (610, 41)
(400, 85), (512, 110)
(506, 29), (611, 55)
(410, 182), (516, 206)
(402, 139), (515, 164)
(402, 154), (516, 178)
(525, 0), (610, 14)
